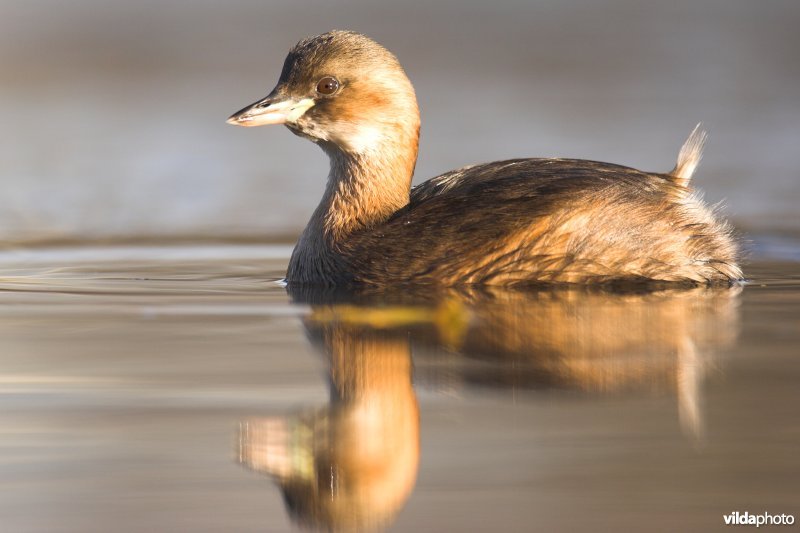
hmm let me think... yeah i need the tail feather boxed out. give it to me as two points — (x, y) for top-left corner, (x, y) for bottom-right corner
(671, 123), (708, 188)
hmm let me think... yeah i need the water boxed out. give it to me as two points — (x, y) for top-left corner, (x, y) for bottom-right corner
(1, 244), (798, 532)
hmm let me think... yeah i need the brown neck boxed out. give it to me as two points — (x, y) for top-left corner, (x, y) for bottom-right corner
(318, 141), (416, 239)
(288, 124), (419, 283)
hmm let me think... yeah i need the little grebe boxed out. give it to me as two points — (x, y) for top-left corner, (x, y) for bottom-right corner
(227, 31), (740, 286)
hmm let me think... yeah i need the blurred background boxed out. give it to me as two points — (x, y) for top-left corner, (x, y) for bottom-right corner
(1, 0), (798, 247)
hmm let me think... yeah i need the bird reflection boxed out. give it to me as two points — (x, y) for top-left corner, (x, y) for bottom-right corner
(239, 316), (419, 532)
(238, 285), (740, 532)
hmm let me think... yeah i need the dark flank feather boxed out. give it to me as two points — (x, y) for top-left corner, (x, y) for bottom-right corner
(344, 159), (739, 286)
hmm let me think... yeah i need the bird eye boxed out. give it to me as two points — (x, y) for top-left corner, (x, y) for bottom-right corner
(316, 76), (340, 95)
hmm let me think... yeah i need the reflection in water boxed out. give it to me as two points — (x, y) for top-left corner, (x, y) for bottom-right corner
(436, 287), (740, 439)
(239, 322), (419, 532)
(238, 285), (740, 532)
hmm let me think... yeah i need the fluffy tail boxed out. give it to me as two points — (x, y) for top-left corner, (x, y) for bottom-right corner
(671, 123), (708, 188)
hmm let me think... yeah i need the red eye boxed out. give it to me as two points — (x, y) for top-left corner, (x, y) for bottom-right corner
(316, 76), (340, 95)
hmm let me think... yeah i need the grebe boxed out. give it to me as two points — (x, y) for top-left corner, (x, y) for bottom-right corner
(227, 31), (740, 287)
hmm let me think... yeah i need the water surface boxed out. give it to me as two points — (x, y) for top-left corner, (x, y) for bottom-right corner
(1, 245), (798, 532)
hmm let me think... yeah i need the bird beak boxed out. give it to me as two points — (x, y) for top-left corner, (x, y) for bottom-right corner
(226, 92), (315, 127)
